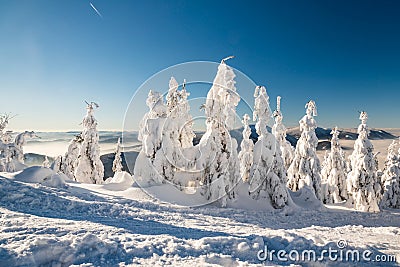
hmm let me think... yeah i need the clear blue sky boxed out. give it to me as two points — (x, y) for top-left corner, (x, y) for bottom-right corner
(1, 0), (399, 131)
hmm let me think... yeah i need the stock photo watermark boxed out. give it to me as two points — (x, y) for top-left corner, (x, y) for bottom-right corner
(257, 240), (397, 264)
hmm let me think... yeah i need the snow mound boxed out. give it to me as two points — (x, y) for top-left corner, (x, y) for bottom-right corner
(103, 171), (134, 191)
(13, 166), (67, 188)
(289, 186), (326, 211)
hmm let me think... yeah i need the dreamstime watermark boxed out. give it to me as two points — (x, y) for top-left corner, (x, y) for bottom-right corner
(257, 240), (397, 263)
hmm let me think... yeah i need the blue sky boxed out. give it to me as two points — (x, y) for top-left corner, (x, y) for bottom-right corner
(0, 0), (399, 131)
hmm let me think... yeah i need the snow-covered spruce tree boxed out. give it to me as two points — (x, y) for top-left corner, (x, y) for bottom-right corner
(347, 111), (381, 212)
(52, 155), (62, 173)
(197, 56), (241, 207)
(248, 86), (289, 209)
(112, 137), (123, 173)
(380, 140), (400, 209)
(272, 96), (294, 171)
(287, 100), (322, 200)
(60, 134), (83, 180)
(75, 102), (104, 184)
(134, 90), (167, 185)
(42, 156), (50, 168)
(238, 114), (254, 182)
(153, 77), (196, 187)
(321, 127), (348, 203)
(13, 131), (37, 164)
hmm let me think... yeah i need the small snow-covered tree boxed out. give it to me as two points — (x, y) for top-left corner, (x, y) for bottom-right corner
(380, 140), (400, 209)
(238, 114), (254, 182)
(61, 134), (82, 180)
(112, 137), (123, 173)
(272, 96), (294, 170)
(197, 56), (241, 207)
(347, 111), (381, 212)
(52, 155), (62, 173)
(3, 147), (15, 172)
(287, 100), (322, 200)
(42, 156), (50, 168)
(248, 86), (289, 209)
(13, 131), (37, 163)
(321, 127), (348, 203)
(75, 102), (104, 184)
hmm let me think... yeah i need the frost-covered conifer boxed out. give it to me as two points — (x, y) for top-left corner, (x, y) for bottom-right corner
(238, 114), (254, 182)
(153, 77), (195, 185)
(52, 155), (62, 173)
(347, 112), (381, 212)
(248, 86), (289, 209)
(272, 96), (294, 170)
(134, 90), (167, 185)
(75, 102), (104, 184)
(61, 134), (82, 180)
(197, 56), (241, 207)
(380, 140), (400, 209)
(112, 137), (123, 173)
(42, 156), (50, 168)
(287, 100), (322, 200)
(321, 127), (348, 203)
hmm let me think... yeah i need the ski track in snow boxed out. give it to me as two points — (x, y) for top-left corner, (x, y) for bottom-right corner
(0, 177), (399, 266)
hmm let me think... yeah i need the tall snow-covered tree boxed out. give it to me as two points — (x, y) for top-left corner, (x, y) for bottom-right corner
(134, 90), (167, 185)
(153, 77), (196, 188)
(248, 86), (289, 209)
(61, 134), (83, 180)
(75, 102), (104, 184)
(112, 137), (123, 173)
(321, 127), (348, 203)
(197, 56), (241, 207)
(238, 114), (254, 182)
(380, 140), (400, 209)
(347, 111), (381, 212)
(287, 100), (322, 200)
(272, 96), (294, 170)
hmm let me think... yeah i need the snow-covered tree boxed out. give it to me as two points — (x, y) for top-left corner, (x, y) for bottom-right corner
(380, 140), (400, 209)
(61, 134), (82, 180)
(197, 56), (241, 207)
(75, 102), (104, 184)
(238, 114), (254, 182)
(13, 131), (38, 163)
(321, 127), (348, 203)
(1, 131), (13, 144)
(272, 96), (294, 170)
(153, 77), (196, 186)
(347, 111), (381, 212)
(287, 100), (322, 200)
(3, 147), (15, 172)
(134, 90), (167, 185)
(112, 137), (123, 173)
(42, 156), (50, 168)
(248, 86), (289, 209)
(52, 155), (62, 173)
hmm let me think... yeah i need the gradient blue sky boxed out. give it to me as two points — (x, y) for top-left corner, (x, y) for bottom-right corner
(1, 0), (399, 131)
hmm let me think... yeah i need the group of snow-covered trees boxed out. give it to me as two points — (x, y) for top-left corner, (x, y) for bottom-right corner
(134, 58), (399, 212)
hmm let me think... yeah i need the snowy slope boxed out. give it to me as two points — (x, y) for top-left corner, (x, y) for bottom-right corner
(0, 176), (399, 266)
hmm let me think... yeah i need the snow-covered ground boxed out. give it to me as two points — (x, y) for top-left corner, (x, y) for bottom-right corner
(0, 171), (399, 266)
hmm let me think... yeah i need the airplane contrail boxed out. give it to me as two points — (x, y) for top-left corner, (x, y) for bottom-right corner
(90, 2), (103, 18)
